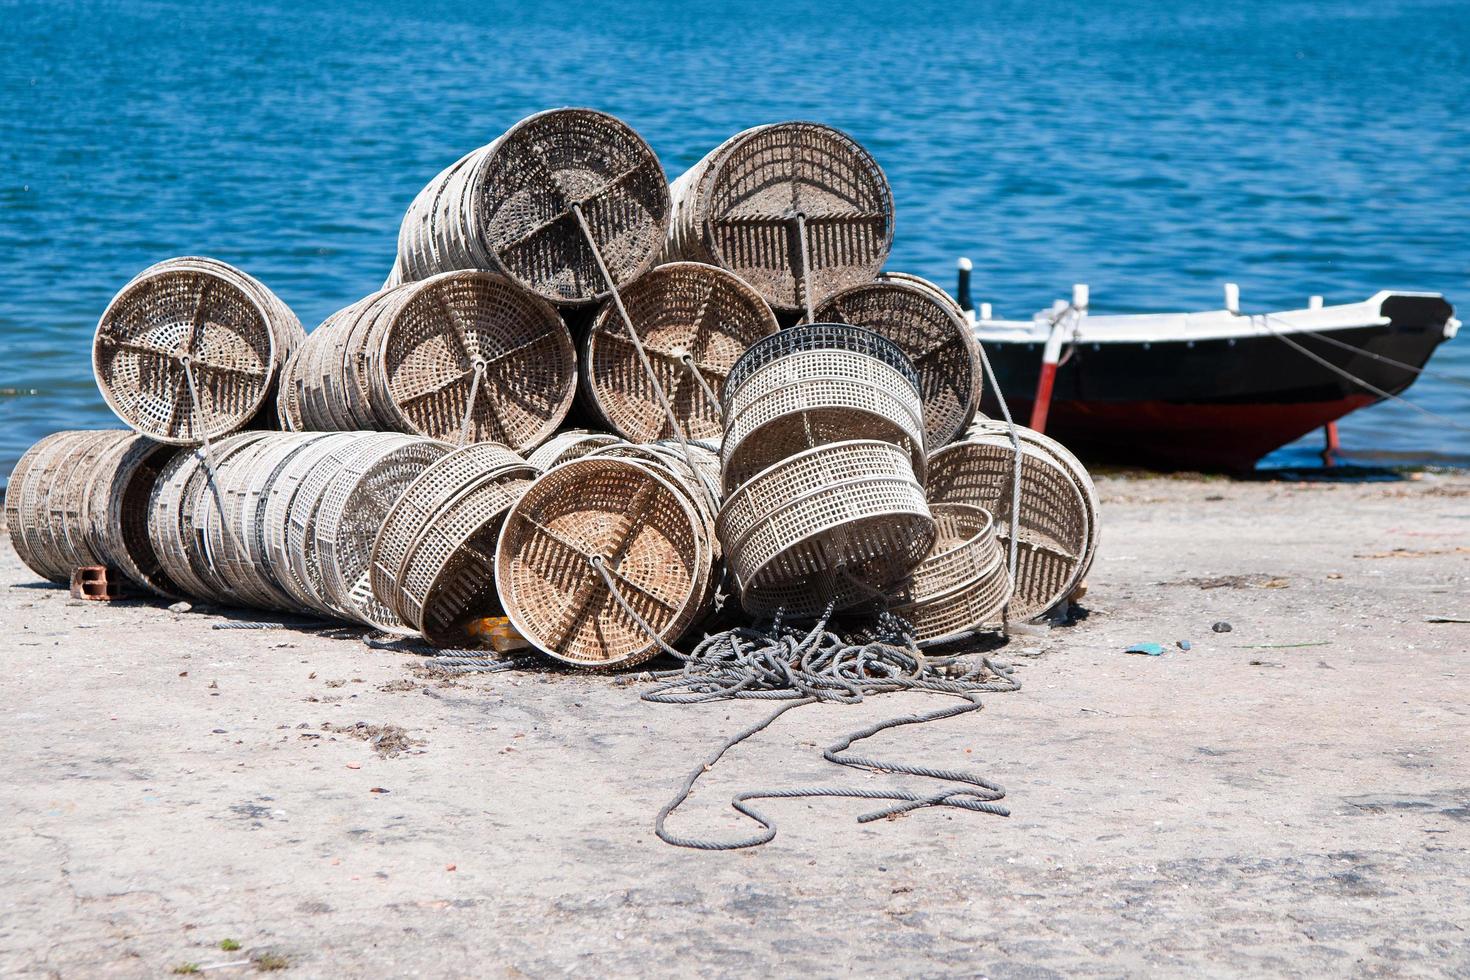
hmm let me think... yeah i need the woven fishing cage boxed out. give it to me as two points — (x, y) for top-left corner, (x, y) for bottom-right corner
(715, 440), (934, 619)
(496, 456), (713, 670)
(280, 433), (397, 616)
(195, 433), (325, 611)
(815, 275), (981, 449)
(376, 446), (539, 645)
(259, 432), (364, 612)
(719, 323), (924, 493)
(146, 432), (270, 601)
(370, 442), (527, 620)
(93, 257), (303, 445)
(926, 435), (1090, 622)
(525, 429), (623, 471)
(582, 261), (778, 442)
(663, 122), (894, 313)
(75, 433), (179, 596)
(395, 109), (671, 305)
(584, 440), (723, 534)
(313, 435), (450, 627)
(966, 420), (1100, 582)
(49, 432), (137, 580)
(367, 272), (576, 449)
(883, 503), (1011, 642)
(5, 431), (121, 582)
(4, 431), (68, 581)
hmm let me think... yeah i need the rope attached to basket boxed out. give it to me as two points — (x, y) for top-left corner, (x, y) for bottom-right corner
(590, 560), (1019, 849)
(572, 202), (718, 514)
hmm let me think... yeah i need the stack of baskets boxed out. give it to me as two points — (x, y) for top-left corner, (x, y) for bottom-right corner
(144, 431), (449, 624)
(714, 323), (935, 618)
(279, 270), (577, 451)
(5, 107), (1103, 662)
(5, 430), (179, 595)
(926, 421), (1098, 621)
(370, 442), (539, 644)
(880, 503), (1012, 643)
(92, 257), (304, 445)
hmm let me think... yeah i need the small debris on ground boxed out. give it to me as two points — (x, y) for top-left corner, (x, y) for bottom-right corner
(1126, 642), (1164, 656)
(168, 601), (192, 613)
(1177, 639), (1192, 651)
(321, 721), (422, 757)
(1212, 621), (1233, 633)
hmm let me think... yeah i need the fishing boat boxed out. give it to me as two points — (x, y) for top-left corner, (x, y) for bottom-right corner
(957, 260), (1459, 470)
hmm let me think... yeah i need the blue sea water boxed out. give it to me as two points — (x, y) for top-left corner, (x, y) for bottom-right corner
(2, 0), (1466, 478)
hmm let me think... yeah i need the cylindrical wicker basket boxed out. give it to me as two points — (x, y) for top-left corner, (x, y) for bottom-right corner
(6, 431), (124, 582)
(720, 323), (925, 493)
(883, 503), (1011, 642)
(282, 272), (575, 451)
(313, 435), (450, 627)
(581, 262), (778, 443)
(366, 441), (535, 639)
(394, 109), (671, 305)
(966, 419), (1100, 584)
(715, 439), (934, 619)
(496, 456), (713, 670)
(83, 434), (183, 597)
(815, 275), (981, 449)
(377, 445), (539, 645)
(93, 257), (304, 445)
(925, 434), (1091, 622)
(663, 122), (894, 314)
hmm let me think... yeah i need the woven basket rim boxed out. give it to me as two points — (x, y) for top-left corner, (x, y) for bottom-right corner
(93, 263), (278, 445)
(723, 322), (920, 408)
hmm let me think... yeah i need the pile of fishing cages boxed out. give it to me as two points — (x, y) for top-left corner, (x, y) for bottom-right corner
(279, 271), (577, 451)
(93, 257), (304, 444)
(5, 107), (1104, 668)
(712, 322), (936, 619)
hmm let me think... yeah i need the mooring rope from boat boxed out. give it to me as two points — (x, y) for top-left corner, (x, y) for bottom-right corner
(1261, 312), (1470, 389)
(1256, 313), (1470, 433)
(590, 561), (1020, 849)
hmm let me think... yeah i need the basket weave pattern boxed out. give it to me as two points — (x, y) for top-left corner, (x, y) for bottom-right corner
(282, 271), (575, 450)
(583, 261), (778, 442)
(663, 123), (894, 312)
(93, 258), (303, 445)
(816, 276), (981, 449)
(497, 456), (711, 669)
(395, 109), (671, 305)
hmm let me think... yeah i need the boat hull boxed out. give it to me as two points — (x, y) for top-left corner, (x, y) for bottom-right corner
(978, 295), (1454, 470)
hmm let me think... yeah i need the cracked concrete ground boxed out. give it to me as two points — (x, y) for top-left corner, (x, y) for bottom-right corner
(1, 470), (1467, 977)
